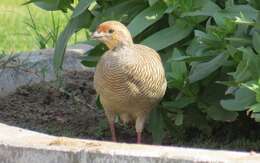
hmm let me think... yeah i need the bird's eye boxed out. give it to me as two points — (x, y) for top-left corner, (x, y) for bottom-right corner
(108, 29), (114, 34)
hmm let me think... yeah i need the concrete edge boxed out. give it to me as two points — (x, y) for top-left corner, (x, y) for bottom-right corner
(0, 123), (259, 163)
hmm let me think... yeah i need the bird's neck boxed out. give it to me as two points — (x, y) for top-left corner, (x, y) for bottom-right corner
(105, 39), (133, 50)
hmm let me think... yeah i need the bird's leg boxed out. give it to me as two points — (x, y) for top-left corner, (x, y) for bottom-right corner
(109, 121), (117, 142)
(137, 132), (142, 144)
(105, 110), (117, 142)
(135, 116), (146, 144)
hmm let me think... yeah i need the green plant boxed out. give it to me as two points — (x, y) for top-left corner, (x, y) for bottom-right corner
(25, 7), (66, 49)
(25, 0), (260, 144)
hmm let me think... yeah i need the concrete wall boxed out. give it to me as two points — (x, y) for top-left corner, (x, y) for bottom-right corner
(0, 123), (259, 163)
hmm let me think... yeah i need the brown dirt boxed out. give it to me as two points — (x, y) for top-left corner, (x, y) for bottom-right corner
(1, 71), (260, 152)
(0, 71), (150, 144)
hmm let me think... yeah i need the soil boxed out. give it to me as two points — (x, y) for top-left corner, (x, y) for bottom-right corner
(0, 71), (146, 143)
(1, 70), (260, 152)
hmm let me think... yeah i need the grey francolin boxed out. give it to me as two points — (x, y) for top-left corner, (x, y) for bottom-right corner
(92, 21), (167, 143)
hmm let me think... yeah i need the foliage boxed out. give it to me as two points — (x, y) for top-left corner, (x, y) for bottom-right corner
(26, 0), (260, 144)
(25, 7), (63, 49)
(0, 0), (88, 53)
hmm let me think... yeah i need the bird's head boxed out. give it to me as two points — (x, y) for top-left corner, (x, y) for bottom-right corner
(91, 21), (133, 49)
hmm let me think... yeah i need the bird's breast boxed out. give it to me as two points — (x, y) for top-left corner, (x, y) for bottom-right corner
(94, 51), (133, 98)
(94, 45), (166, 103)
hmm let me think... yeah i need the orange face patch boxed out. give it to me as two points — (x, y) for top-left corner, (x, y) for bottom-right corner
(97, 24), (111, 33)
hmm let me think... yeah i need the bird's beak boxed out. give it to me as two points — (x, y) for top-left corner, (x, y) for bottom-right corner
(91, 31), (105, 40)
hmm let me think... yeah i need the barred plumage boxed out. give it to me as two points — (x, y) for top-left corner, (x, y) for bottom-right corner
(92, 21), (167, 143)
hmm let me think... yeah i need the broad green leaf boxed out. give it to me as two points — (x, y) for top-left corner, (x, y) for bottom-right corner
(207, 105), (238, 121)
(194, 29), (227, 49)
(243, 80), (260, 102)
(232, 47), (260, 81)
(90, 0), (146, 30)
(81, 56), (100, 67)
(53, 10), (92, 82)
(34, 0), (60, 10)
(23, 0), (41, 5)
(225, 37), (251, 47)
(128, 1), (167, 37)
(229, 50), (251, 82)
(148, 0), (159, 6)
(72, 0), (94, 18)
(148, 107), (165, 144)
(181, 0), (220, 17)
(253, 32), (260, 54)
(221, 87), (255, 111)
(170, 48), (187, 77)
(81, 44), (107, 67)
(214, 5), (258, 25)
(165, 48), (187, 88)
(224, 5), (258, 20)
(248, 103), (260, 122)
(25, 0), (73, 11)
(249, 103), (260, 113)
(162, 97), (195, 110)
(172, 55), (216, 62)
(186, 38), (208, 57)
(189, 53), (228, 83)
(141, 20), (193, 51)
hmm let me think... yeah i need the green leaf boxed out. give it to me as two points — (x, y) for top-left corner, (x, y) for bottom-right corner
(243, 80), (260, 102)
(214, 5), (258, 25)
(22, 0), (41, 5)
(172, 55), (216, 62)
(229, 50), (251, 82)
(221, 87), (256, 111)
(207, 105), (238, 121)
(81, 44), (107, 67)
(253, 32), (260, 54)
(25, 0), (73, 11)
(162, 97), (195, 110)
(72, 0), (94, 18)
(233, 47), (260, 80)
(53, 10), (92, 83)
(248, 103), (260, 122)
(249, 103), (260, 113)
(186, 38), (208, 57)
(189, 53), (228, 83)
(224, 5), (258, 20)
(33, 0), (60, 10)
(90, 0), (145, 30)
(165, 48), (187, 88)
(81, 55), (100, 67)
(96, 95), (104, 110)
(148, 107), (165, 144)
(141, 20), (193, 51)
(128, 1), (167, 37)
(148, 0), (159, 6)
(181, 0), (220, 17)
(175, 112), (183, 126)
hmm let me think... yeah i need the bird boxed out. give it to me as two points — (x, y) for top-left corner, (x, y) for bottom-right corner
(91, 21), (167, 143)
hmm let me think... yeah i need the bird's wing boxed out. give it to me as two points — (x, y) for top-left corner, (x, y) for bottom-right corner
(123, 44), (167, 100)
